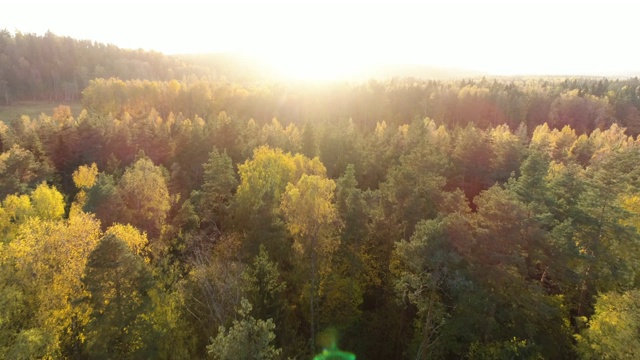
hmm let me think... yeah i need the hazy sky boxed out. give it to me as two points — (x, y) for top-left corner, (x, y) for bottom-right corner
(2, 1), (639, 77)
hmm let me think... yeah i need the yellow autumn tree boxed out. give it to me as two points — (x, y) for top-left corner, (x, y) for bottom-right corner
(72, 163), (99, 210)
(105, 223), (149, 260)
(115, 157), (170, 239)
(233, 146), (327, 258)
(280, 174), (339, 352)
(30, 182), (65, 220)
(576, 290), (640, 359)
(0, 182), (65, 241)
(0, 211), (102, 358)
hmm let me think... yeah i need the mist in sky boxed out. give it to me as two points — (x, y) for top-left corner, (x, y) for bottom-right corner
(2, 1), (638, 76)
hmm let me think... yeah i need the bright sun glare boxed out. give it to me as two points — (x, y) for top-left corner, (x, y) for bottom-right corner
(244, 4), (379, 82)
(264, 54), (367, 82)
(2, 2), (640, 77)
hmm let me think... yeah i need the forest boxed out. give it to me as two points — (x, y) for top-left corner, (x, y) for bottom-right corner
(2, 31), (640, 359)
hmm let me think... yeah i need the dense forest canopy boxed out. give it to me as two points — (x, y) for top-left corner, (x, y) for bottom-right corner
(2, 31), (640, 359)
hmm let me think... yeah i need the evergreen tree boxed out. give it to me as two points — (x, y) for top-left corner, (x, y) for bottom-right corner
(82, 234), (157, 359)
(207, 299), (281, 360)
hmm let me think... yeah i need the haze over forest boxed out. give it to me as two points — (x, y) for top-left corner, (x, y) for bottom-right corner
(3, 1), (640, 78)
(2, 2), (640, 359)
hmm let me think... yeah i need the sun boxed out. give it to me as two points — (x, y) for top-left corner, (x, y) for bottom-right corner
(263, 52), (367, 82)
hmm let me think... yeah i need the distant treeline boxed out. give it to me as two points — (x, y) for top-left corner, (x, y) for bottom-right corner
(82, 76), (640, 136)
(2, 31), (640, 138)
(0, 30), (235, 103)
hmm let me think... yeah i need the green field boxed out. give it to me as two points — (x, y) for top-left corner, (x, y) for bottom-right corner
(0, 101), (83, 123)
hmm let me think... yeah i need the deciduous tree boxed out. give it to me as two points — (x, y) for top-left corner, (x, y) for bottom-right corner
(281, 174), (339, 353)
